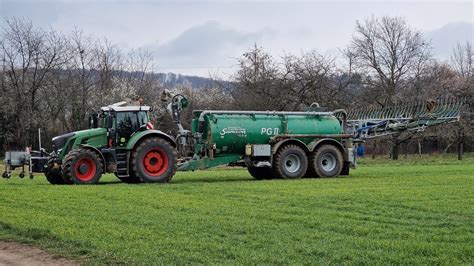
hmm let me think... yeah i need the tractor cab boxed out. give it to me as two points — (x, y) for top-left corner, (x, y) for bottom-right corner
(99, 104), (153, 148)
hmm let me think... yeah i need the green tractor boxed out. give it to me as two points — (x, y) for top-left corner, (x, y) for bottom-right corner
(44, 102), (177, 184)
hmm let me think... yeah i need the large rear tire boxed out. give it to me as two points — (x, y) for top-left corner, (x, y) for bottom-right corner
(45, 158), (67, 184)
(311, 145), (343, 178)
(272, 145), (308, 179)
(248, 166), (274, 180)
(62, 149), (103, 184)
(131, 137), (176, 183)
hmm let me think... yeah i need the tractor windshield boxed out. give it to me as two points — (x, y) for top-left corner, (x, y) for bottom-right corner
(116, 111), (148, 131)
(100, 111), (148, 131)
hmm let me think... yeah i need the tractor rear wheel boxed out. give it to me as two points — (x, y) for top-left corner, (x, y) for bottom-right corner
(311, 145), (343, 177)
(131, 137), (176, 183)
(272, 145), (308, 179)
(247, 166), (274, 180)
(62, 149), (103, 184)
(45, 158), (67, 184)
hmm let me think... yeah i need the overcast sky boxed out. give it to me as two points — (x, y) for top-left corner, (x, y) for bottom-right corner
(1, 0), (473, 77)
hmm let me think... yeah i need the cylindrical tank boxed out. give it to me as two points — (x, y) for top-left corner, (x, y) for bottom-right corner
(192, 111), (342, 156)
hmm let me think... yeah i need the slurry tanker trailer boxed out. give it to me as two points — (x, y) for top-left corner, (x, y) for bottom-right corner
(2, 93), (463, 184)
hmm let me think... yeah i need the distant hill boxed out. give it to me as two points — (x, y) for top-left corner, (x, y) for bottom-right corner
(111, 71), (230, 89)
(154, 72), (219, 89)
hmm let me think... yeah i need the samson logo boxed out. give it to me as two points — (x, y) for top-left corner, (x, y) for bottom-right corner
(220, 127), (247, 137)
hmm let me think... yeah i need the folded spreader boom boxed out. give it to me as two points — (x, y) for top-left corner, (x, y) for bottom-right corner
(343, 99), (464, 141)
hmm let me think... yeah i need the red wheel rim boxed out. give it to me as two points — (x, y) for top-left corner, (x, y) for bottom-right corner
(74, 158), (97, 182)
(142, 148), (169, 176)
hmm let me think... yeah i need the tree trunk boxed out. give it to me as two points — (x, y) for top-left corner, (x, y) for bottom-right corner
(418, 140), (422, 157)
(443, 142), (454, 154)
(458, 141), (463, 160)
(392, 136), (399, 160)
(458, 131), (464, 160)
(372, 141), (376, 159)
(404, 141), (408, 158)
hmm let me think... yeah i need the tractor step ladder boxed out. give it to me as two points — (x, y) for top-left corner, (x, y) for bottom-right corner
(342, 98), (464, 141)
(115, 149), (129, 177)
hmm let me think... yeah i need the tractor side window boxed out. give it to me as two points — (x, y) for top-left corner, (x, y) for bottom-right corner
(137, 111), (148, 126)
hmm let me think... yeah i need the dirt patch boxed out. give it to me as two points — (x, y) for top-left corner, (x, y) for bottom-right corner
(0, 241), (77, 266)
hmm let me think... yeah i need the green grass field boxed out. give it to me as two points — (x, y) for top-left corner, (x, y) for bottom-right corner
(0, 154), (473, 264)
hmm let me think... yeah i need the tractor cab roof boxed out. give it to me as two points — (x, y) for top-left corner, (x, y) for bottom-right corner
(101, 101), (151, 112)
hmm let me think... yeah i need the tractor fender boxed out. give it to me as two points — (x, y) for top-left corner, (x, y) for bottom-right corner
(126, 130), (177, 151)
(272, 138), (310, 154)
(79, 144), (107, 173)
(307, 138), (347, 160)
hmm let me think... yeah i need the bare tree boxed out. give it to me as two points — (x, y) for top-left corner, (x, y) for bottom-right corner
(94, 39), (121, 106)
(232, 45), (291, 110)
(233, 45), (354, 111)
(350, 16), (431, 105)
(451, 41), (473, 78)
(69, 29), (100, 129)
(349, 16), (432, 159)
(113, 48), (157, 103)
(450, 41), (474, 159)
(1, 18), (68, 148)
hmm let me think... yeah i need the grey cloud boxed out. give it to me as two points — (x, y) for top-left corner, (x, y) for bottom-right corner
(0, 1), (61, 26)
(427, 22), (474, 59)
(144, 20), (276, 69)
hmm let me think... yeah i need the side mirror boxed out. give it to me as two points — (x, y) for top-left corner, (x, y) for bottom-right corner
(89, 113), (99, 129)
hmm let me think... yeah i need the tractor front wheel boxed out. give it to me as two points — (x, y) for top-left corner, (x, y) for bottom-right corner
(131, 137), (176, 183)
(45, 158), (67, 184)
(62, 149), (103, 184)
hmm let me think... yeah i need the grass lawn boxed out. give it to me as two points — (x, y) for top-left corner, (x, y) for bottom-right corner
(0, 154), (473, 264)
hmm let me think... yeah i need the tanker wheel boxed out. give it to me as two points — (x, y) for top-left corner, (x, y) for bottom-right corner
(45, 158), (67, 184)
(131, 137), (176, 183)
(247, 166), (274, 180)
(62, 149), (103, 184)
(272, 145), (308, 179)
(311, 145), (343, 178)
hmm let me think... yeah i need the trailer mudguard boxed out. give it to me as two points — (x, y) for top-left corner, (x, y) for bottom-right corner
(271, 139), (310, 154)
(126, 130), (177, 150)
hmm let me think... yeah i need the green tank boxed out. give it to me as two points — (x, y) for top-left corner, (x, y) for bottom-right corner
(171, 94), (352, 178)
(192, 110), (342, 156)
